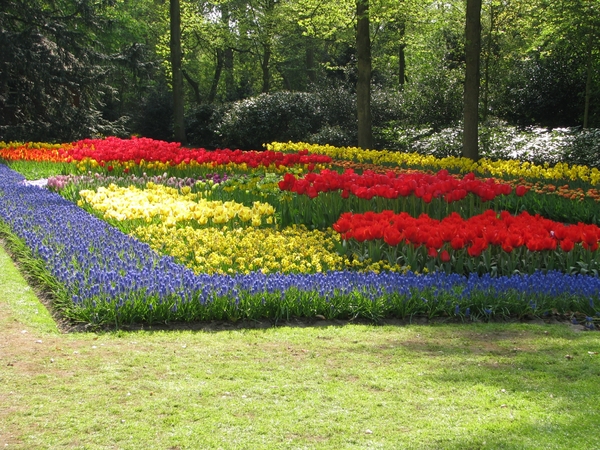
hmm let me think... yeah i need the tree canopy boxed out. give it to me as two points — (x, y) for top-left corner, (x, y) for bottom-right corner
(0, 0), (597, 147)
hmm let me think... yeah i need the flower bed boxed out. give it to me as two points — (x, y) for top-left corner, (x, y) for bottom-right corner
(0, 137), (599, 327)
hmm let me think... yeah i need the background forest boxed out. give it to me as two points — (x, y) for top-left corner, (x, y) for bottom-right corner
(0, 0), (598, 159)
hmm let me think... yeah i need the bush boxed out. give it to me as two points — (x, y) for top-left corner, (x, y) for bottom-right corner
(132, 83), (173, 142)
(563, 128), (600, 168)
(307, 125), (355, 147)
(371, 87), (404, 126)
(312, 83), (357, 132)
(215, 91), (324, 150)
(371, 71), (463, 150)
(185, 103), (223, 149)
(396, 69), (464, 129)
(494, 50), (586, 128)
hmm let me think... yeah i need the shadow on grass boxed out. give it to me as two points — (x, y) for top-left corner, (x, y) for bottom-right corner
(363, 323), (600, 449)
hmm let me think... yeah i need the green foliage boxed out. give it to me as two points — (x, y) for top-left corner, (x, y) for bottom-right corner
(494, 49), (588, 128)
(371, 69), (464, 149)
(1, 0), (597, 142)
(563, 128), (600, 169)
(0, 0), (129, 142)
(132, 81), (174, 142)
(308, 125), (355, 147)
(311, 82), (357, 134)
(215, 91), (325, 149)
(208, 70), (464, 150)
(185, 103), (224, 148)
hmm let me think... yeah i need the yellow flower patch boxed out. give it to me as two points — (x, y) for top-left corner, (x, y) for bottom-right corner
(132, 224), (344, 274)
(131, 224), (392, 275)
(78, 182), (276, 227)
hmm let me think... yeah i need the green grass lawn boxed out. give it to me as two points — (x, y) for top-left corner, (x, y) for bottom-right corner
(1, 242), (599, 450)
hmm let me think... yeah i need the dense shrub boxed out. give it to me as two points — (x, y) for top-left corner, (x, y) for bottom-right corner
(178, 69), (463, 151)
(312, 83), (357, 132)
(307, 125), (355, 147)
(563, 128), (600, 168)
(131, 83), (174, 142)
(185, 103), (224, 149)
(215, 91), (324, 150)
(211, 85), (360, 150)
(395, 69), (464, 129)
(371, 71), (463, 150)
(494, 50), (586, 128)
(371, 87), (404, 127)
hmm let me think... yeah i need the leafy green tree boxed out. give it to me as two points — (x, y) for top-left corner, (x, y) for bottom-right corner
(541, 0), (599, 128)
(99, 0), (167, 123)
(463, 0), (482, 161)
(170, 0), (187, 143)
(0, 0), (127, 142)
(479, 0), (599, 128)
(357, 0), (373, 148)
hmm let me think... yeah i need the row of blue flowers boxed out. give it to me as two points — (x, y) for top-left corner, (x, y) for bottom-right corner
(0, 163), (598, 326)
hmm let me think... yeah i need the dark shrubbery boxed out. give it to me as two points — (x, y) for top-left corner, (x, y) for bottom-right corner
(563, 129), (600, 169)
(0, 2), (129, 143)
(494, 50), (587, 128)
(308, 125), (355, 147)
(214, 91), (324, 150)
(132, 83), (174, 142)
(393, 70), (463, 129)
(371, 70), (463, 150)
(188, 73), (464, 150)
(185, 103), (223, 148)
(312, 83), (357, 133)
(305, 83), (357, 147)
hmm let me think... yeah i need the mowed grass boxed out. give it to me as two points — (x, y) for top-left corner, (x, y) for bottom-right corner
(1, 243), (599, 450)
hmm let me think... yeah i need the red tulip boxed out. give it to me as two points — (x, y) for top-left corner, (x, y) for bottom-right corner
(383, 227), (403, 246)
(515, 185), (529, 196)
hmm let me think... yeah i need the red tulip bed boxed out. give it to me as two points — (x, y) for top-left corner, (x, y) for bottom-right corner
(0, 137), (599, 328)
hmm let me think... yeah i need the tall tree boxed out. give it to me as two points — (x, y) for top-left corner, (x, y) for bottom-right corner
(463, 0), (481, 161)
(356, 0), (373, 149)
(481, 0), (495, 121)
(170, 0), (187, 143)
(583, 27), (594, 128)
(397, 21), (407, 87)
(550, 0), (599, 129)
(0, 0), (126, 142)
(220, 1), (236, 100)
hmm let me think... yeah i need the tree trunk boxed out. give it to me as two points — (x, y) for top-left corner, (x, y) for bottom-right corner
(356, 0), (373, 149)
(182, 70), (202, 104)
(306, 39), (316, 84)
(482, 3), (494, 122)
(170, 0), (186, 144)
(224, 47), (235, 100)
(583, 30), (593, 129)
(397, 21), (407, 86)
(261, 43), (271, 94)
(462, 0), (481, 161)
(221, 2), (235, 101)
(208, 49), (224, 103)
(399, 44), (406, 86)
